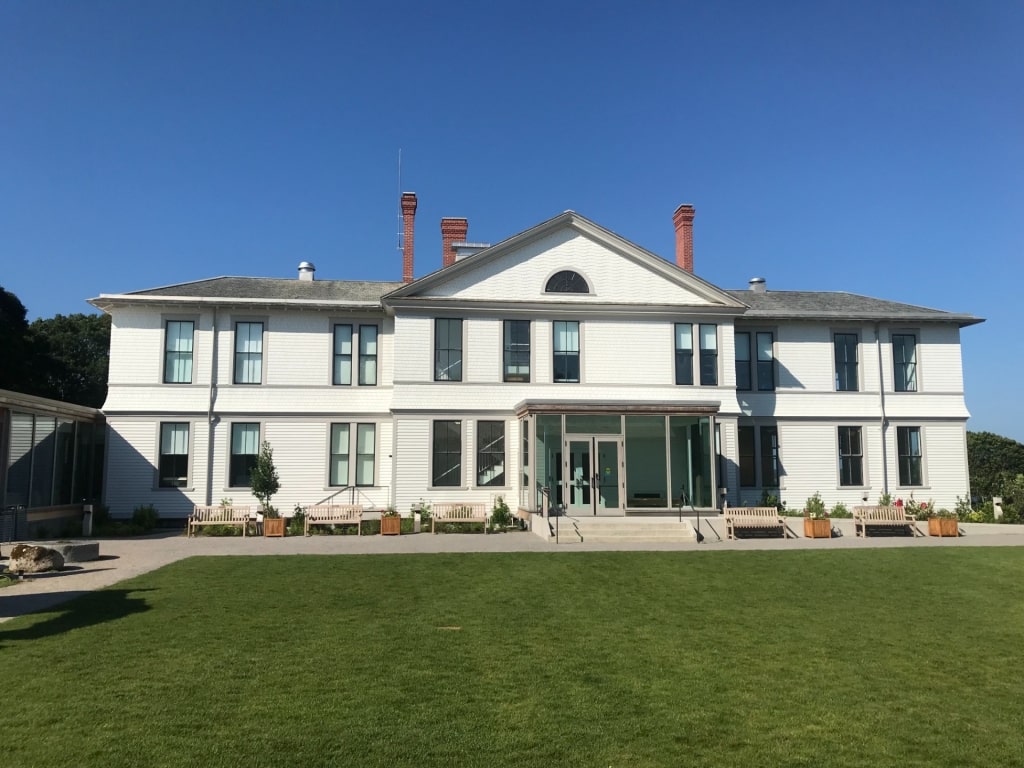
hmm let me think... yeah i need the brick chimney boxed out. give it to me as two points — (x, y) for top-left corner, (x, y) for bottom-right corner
(441, 217), (469, 268)
(401, 192), (418, 283)
(672, 203), (695, 273)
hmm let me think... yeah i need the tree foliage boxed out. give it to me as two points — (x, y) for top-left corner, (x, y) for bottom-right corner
(250, 441), (281, 517)
(0, 285), (110, 408)
(967, 431), (1024, 501)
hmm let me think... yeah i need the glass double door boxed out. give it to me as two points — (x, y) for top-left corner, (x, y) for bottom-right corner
(564, 435), (623, 516)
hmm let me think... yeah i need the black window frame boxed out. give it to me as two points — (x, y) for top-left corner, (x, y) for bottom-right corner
(432, 420), (462, 487)
(892, 333), (918, 392)
(838, 426), (864, 486)
(503, 320), (531, 383)
(699, 324), (718, 386)
(158, 422), (190, 488)
(897, 426), (923, 486)
(476, 421), (506, 487)
(229, 422), (260, 488)
(434, 318), (463, 382)
(735, 331), (752, 391)
(233, 321), (264, 385)
(675, 323), (694, 386)
(553, 320), (580, 383)
(545, 270), (589, 293)
(332, 324), (353, 386)
(163, 320), (195, 384)
(358, 324), (379, 386)
(834, 333), (859, 392)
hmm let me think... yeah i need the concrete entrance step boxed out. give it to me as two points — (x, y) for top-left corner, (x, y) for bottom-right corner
(552, 517), (699, 544)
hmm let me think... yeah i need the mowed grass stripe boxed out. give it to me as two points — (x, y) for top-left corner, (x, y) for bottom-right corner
(2, 549), (1022, 767)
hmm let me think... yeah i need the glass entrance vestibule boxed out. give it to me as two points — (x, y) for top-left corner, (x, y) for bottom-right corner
(517, 406), (719, 516)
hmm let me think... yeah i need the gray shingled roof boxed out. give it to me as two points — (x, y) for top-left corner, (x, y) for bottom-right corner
(131, 277), (405, 303)
(727, 290), (983, 326)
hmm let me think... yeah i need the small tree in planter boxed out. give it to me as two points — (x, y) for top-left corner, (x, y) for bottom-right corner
(250, 441), (283, 536)
(803, 492), (831, 538)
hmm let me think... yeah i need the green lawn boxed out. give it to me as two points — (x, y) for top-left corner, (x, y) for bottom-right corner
(2, 549), (1023, 767)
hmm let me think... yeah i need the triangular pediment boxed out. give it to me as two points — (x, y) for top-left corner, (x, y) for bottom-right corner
(385, 212), (746, 312)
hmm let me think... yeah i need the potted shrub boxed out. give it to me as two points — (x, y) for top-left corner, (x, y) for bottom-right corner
(803, 492), (831, 538)
(380, 507), (401, 536)
(926, 505), (958, 537)
(250, 441), (285, 537)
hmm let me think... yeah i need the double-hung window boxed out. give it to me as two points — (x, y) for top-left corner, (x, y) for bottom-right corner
(735, 332), (752, 391)
(434, 319), (463, 381)
(892, 333), (917, 392)
(838, 426), (864, 486)
(675, 324), (694, 385)
(738, 425), (779, 488)
(230, 423), (260, 487)
(329, 423), (377, 486)
(476, 421), (505, 487)
(897, 426), (923, 486)
(334, 324), (379, 386)
(503, 320), (530, 382)
(158, 422), (190, 488)
(432, 420), (462, 487)
(699, 324), (718, 386)
(553, 321), (580, 383)
(834, 333), (859, 391)
(164, 321), (194, 383)
(358, 325), (378, 386)
(755, 332), (775, 391)
(234, 322), (264, 384)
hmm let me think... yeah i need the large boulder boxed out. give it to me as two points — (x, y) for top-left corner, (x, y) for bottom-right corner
(7, 544), (65, 574)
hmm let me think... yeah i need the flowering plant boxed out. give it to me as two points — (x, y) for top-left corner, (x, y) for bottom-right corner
(380, 506), (400, 518)
(804, 492), (828, 520)
(901, 497), (945, 521)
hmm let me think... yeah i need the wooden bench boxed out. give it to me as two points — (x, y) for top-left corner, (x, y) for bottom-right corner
(723, 506), (789, 540)
(432, 503), (489, 534)
(188, 505), (254, 537)
(303, 504), (363, 536)
(853, 506), (923, 537)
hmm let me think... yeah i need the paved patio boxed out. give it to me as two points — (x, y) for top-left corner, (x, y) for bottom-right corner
(3, 519), (1023, 623)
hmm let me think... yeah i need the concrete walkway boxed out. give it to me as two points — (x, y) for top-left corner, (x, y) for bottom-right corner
(3, 519), (1024, 623)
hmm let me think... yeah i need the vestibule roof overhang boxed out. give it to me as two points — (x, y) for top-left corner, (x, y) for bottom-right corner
(513, 399), (721, 419)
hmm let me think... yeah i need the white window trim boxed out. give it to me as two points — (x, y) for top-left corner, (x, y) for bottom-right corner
(154, 420), (194, 491)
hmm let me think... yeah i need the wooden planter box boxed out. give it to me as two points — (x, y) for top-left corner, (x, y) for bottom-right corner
(263, 517), (286, 537)
(803, 518), (831, 538)
(928, 517), (959, 537)
(380, 516), (402, 536)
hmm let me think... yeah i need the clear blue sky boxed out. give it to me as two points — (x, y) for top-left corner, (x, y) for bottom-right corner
(2, 1), (1021, 440)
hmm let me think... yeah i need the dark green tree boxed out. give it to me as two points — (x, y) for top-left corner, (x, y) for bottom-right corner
(249, 441), (281, 518)
(27, 313), (111, 407)
(0, 285), (31, 391)
(967, 431), (1024, 501)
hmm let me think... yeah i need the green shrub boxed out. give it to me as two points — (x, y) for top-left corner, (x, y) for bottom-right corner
(830, 502), (852, 519)
(287, 508), (306, 537)
(197, 524), (243, 537)
(490, 496), (512, 530)
(132, 504), (160, 531)
(759, 489), (781, 510)
(804, 493), (827, 519)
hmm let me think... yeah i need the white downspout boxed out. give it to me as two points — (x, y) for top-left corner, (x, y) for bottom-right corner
(874, 324), (889, 494)
(205, 306), (219, 506)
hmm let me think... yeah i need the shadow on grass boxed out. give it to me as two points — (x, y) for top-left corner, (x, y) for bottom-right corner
(0, 588), (154, 643)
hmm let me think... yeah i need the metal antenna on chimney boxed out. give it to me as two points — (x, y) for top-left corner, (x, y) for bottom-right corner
(396, 148), (403, 252)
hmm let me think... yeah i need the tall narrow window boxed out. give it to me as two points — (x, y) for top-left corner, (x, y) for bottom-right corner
(234, 322), (264, 384)
(503, 320), (531, 382)
(329, 423), (350, 486)
(333, 325), (352, 385)
(432, 420), (462, 487)
(756, 332), (775, 391)
(434, 318), (463, 381)
(159, 423), (190, 488)
(738, 426), (756, 487)
(897, 426), (923, 486)
(553, 321), (580, 383)
(164, 321), (194, 384)
(893, 334), (917, 392)
(358, 325), (378, 386)
(759, 426), (779, 487)
(734, 332), (751, 391)
(838, 426), (863, 486)
(230, 423), (260, 487)
(699, 324), (718, 386)
(675, 324), (694, 386)
(355, 423), (376, 486)
(834, 333), (859, 391)
(476, 421), (506, 487)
